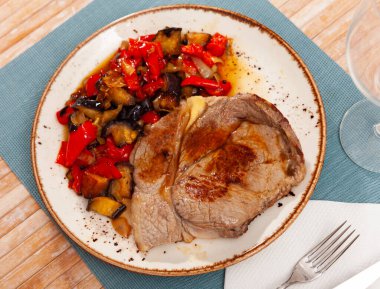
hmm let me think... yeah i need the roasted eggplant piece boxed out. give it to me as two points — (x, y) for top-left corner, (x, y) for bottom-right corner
(140, 98), (154, 114)
(185, 32), (211, 46)
(120, 100), (152, 122)
(154, 28), (182, 55)
(153, 92), (179, 111)
(75, 106), (102, 120)
(87, 196), (125, 219)
(99, 105), (123, 126)
(74, 98), (103, 110)
(102, 121), (137, 146)
(163, 60), (182, 73)
(102, 70), (125, 88)
(162, 73), (181, 96)
(181, 86), (198, 98)
(100, 105), (122, 125)
(70, 89), (87, 100)
(117, 106), (131, 121)
(107, 87), (135, 106)
(81, 172), (110, 199)
(68, 119), (78, 132)
(74, 98), (103, 120)
(70, 111), (86, 127)
(109, 164), (133, 203)
(125, 105), (145, 122)
(111, 211), (132, 238)
(75, 104), (122, 126)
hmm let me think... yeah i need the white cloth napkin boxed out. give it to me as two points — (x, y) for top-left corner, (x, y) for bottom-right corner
(225, 200), (380, 289)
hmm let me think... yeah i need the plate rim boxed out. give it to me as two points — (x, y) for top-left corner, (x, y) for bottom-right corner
(31, 4), (326, 276)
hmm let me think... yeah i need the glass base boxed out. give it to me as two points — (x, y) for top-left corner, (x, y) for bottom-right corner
(340, 100), (380, 173)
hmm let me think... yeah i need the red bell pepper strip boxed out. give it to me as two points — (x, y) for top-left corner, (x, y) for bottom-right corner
(119, 49), (129, 59)
(121, 59), (140, 91)
(127, 39), (143, 56)
(181, 76), (232, 96)
(109, 59), (119, 70)
(181, 44), (214, 67)
(86, 158), (122, 179)
(135, 89), (146, 101)
(85, 73), (101, 96)
(142, 78), (164, 97)
(68, 164), (83, 194)
(122, 39), (143, 67)
(105, 137), (134, 162)
(56, 141), (68, 166)
(141, 111), (161, 124)
(75, 149), (96, 167)
(92, 137), (134, 163)
(139, 41), (165, 81)
(139, 34), (156, 42)
(65, 121), (98, 167)
(92, 143), (107, 159)
(182, 57), (198, 75)
(204, 81), (232, 96)
(56, 106), (75, 125)
(206, 33), (228, 57)
(120, 40), (165, 86)
(65, 99), (76, 107)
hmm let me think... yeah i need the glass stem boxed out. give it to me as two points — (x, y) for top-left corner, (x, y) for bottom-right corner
(373, 123), (380, 138)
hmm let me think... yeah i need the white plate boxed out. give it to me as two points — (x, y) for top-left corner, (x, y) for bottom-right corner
(31, 5), (326, 276)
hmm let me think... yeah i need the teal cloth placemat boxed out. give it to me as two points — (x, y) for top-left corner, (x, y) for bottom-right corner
(1, 0), (379, 288)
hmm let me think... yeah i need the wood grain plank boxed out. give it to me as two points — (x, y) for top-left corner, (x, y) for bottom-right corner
(0, 196), (39, 237)
(0, 209), (49, 258)
(44, 259), (93, 289)
(0, 0), (52, 38)
(321, 31), (348, 65)
(0, 184), (30, 218)
(270, 0), (289, 9)
(0, 0), (92, 68)
(0, 234), (70, 288)
(0, 172), (20, 198)
(0, 0), (31, 21)
(314, 8), (355, 48)
(302, 0), (359, 39)
(0, 159), (11, 178)
(18, 247), (81, 289)
(0, 0), (76, 54)
(73, 274), (102, 289)
(279, 0), (312, 18)
(336, 54), (348, 72)
(291, 0), (336, 28)
(0, 0), (11, 10)
(0, 221), (59, 278)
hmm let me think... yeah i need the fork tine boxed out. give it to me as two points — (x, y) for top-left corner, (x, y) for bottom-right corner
(306, 221), (347, 258)
(309, 225), (351, 263)
(318, 234), (360, 273)
(313, 229), (355, 268)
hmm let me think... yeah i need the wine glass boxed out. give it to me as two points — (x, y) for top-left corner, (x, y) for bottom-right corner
(340, 0), (380, 172)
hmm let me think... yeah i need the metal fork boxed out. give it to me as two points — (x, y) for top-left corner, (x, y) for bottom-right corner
(277, 221), (360, 289)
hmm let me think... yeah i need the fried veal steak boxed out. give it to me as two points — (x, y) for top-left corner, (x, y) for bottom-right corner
(130, 94), (306, 251)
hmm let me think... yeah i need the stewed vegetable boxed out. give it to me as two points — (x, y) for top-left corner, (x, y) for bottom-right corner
(87, 197), (126, 218)
(55, 27), (234, 238)
(109, 163), (133, 204)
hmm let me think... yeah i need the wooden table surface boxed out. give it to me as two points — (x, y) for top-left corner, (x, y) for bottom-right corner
(0, 0), (359, 288)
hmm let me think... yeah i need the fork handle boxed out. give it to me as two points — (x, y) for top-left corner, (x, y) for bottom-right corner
(277, 280), (296, 289)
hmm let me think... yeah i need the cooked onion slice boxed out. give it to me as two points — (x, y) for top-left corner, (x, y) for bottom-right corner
(191, 56), (214, 79)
